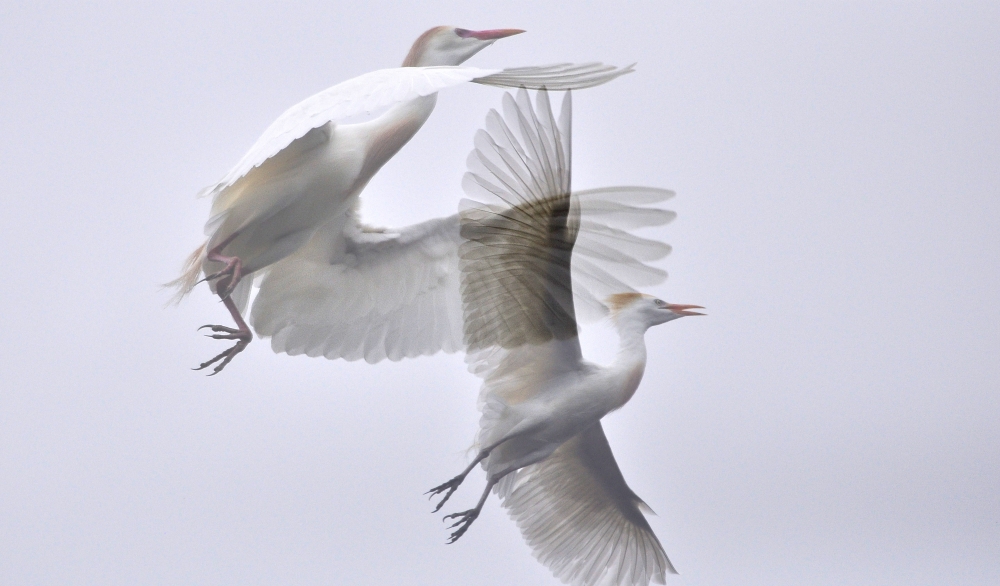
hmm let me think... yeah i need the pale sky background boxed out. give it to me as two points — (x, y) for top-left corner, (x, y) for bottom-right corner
(1, 2), (998, 585)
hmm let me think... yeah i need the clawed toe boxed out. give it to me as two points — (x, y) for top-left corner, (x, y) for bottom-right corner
(426, 477), (463, 512)
(443, 509), (479, 543)
(199, 324), (252, 341)
(198, 268), (226, 285)
(198, 256), (243, 299)
(193, 324), (251, 375)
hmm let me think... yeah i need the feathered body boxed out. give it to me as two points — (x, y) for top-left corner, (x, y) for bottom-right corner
(427, 89), (701, 586)
(170, 26), (635, 373)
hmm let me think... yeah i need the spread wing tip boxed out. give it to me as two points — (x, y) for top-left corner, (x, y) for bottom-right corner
(473, 62), (635, 91)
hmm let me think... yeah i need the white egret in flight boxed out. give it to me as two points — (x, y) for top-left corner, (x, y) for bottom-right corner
(247, 182), (675, 364)
(426, 89), (702, 586)
(169, 26), (634, 374)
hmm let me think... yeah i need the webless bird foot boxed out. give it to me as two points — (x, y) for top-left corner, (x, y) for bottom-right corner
(198, 324), (249, 339)
(199, 257), (243, 299)
(194, 324), (252, 375)
(443, 509), (480, 544)
(425, 476), (465, 513)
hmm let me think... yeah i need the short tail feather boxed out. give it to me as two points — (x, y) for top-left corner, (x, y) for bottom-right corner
(163, 242), (207, 306)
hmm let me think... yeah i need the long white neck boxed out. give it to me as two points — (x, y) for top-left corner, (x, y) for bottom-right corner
(608, 312), (650, 409)
(355, 93), (438, 182)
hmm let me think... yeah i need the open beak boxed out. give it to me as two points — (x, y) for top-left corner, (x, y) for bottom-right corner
(461, 28), (525, 41)
(666, 304), (705, 316)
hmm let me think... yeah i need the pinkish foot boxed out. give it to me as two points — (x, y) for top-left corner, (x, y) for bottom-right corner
(200, 256), (243, 299)
(194, 324), (252, 375)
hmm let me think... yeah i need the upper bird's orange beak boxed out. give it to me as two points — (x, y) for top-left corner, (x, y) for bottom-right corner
(666, 304), (706, 316)
(461, 28), (525, 40)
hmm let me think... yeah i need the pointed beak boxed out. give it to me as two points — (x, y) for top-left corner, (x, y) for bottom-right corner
(461, 28), (525, 41)
(666, 304), (705, 316)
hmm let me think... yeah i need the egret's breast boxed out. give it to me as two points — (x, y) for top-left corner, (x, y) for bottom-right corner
(619, 363), (646, 406)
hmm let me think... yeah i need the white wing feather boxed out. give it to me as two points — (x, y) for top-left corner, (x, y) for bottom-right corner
(499, 423), (676, 586)
(245, 84), (669, 366)
(199, 67), (498, 201)
(199, 63), (634, 202)
(247, 189), (668, 363)
(459, 90), (676, 584)
(250, 212), (463, 363)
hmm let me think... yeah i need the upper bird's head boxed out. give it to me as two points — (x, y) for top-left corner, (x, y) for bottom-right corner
(606, 292), (704, 330)
(402, 26), (525, 67)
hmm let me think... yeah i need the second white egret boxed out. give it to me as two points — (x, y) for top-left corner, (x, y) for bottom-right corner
(427, 89), (702, 586)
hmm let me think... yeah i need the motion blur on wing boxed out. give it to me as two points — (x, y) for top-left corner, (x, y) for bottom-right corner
(426, 89), (702, 586)
(168, 25), (634, 374)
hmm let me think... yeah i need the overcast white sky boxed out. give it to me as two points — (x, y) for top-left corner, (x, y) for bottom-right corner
(1, 2), (998, 585)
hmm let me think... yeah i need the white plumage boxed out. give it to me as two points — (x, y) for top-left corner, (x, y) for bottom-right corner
(426, 89), (702, 586)
(200, 63), (632, 205)
(251, 213), (465, 363)
(248, 186), (674, 364)
(169, 26), (635, 373)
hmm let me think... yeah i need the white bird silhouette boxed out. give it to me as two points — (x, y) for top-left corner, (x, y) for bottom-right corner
(247, 183), (675, 363)
(426, 89), (702, 586)
(169, 26), (634, 374)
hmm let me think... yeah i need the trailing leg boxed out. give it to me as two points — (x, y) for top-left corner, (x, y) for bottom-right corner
(442, 460), (523, 544)
(426, 449), (491, 513)
(199, 235), (243, 299)
(443, 476), (497, 544)
(194, 295), (252, 375)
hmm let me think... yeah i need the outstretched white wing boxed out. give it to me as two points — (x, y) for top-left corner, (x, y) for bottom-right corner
(460, 89), (577, 355)
(250, 212), (463, 363)
(460, 90), (675, 584)
(499, 423), (676, 586)
(246, 86), (670, 365)
(570, 186), (675, 321)
(247, 185), (669, 363)
(460, 90), (675, 378)
(199, 63), (634, 202)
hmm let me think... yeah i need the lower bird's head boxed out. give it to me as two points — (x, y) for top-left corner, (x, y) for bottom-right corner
(402, 26), (525, 67)
(606, 292), (704, 329)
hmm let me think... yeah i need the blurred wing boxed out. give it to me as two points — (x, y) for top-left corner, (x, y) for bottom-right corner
(570, 187), (676, 321)
(474, 62), (635, 91)
(459, 89), (579, 362)
(200, 63), (633, 202)
(244, 186), (671, 365)
(500, 422), (676, 586)
(199, 66), (494, 202)
(249, 212), (463, 363)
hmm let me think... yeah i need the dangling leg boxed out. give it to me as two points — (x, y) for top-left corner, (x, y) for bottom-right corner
(442, 464), (519, 544)
(194, 294), (252, 375)
(426, 449), (492, 513)
(191, 233), (251, 374)
(199, 235), (243, 299)
(442, 477), (497, 544)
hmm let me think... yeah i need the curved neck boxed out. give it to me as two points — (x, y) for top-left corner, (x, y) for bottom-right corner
(357, 93), (438, 180)
(610, 313), (650, 408)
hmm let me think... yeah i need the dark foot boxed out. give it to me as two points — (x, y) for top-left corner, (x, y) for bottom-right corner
(426, 475), (465, 513)
(193, 324), (252, 375)
(443, 509), (480, 544)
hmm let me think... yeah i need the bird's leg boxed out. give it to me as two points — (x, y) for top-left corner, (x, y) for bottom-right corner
(194, 295), (252, 375)
(199, 235), (243, 299)
(442, 475), (500, 544)
(426, 449), (491, 513)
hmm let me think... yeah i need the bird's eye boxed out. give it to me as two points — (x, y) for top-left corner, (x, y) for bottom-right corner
(455, 28), (471, 38)
(654, 299), (665, 306)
